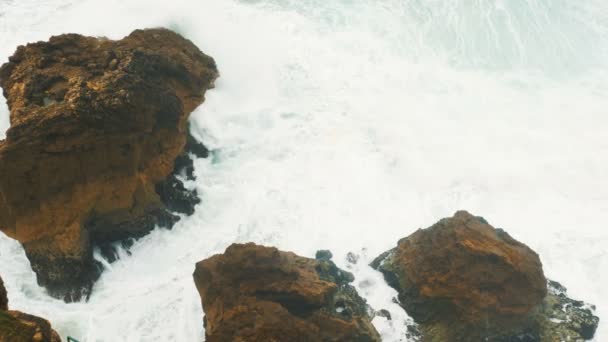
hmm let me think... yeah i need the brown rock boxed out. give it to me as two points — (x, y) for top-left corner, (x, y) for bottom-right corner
(372, 211), (548, 341)
(193, 243), (381, 342)
(0, 28), (218, 301)
(0, 276), (61, 341)
(0, 311), (62, 342)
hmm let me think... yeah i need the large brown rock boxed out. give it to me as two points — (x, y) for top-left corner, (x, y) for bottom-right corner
(193, 243), (381, 342)
(0, 276), (61, 341)
(0, 28), (218, 301)
(372, 211), (548, 341)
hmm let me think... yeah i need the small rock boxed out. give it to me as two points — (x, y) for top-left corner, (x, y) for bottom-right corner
(540, 280), (600, 340)
(315, 249), (333, 261)
(346, 252), (360, 264)
(375, 309), (392, 320)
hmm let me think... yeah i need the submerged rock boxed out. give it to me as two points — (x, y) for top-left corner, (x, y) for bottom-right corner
(372, 211), (599, 341)
(193, 243), (381, 342)
(0, 276), (61, 342)
(0, 28), (218, 301)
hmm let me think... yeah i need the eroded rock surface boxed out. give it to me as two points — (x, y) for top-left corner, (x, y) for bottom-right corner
(372, 211), (547, 340)
(0, 28), (218, 301)
(0, 276), (61, 342)
(193, 243), (381, 342)
(372, 211), (600, 341)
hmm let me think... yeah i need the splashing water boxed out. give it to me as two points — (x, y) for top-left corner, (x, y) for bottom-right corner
(1, 0), (607, 340)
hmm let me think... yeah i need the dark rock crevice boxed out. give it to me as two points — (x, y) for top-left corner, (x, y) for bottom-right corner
(254, 290), (323, 318)
(93, 128), (208, 265)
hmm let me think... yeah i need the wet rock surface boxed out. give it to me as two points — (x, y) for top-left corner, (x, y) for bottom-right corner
(193, 243), (381, 342)
(0, 28), (218, 301)
(372, 211), (600, 341)
(536, 280), (600, 341)
(0, 277), (6, 311)
(0, 276), (61, 341)
(373, 211), (542, 340)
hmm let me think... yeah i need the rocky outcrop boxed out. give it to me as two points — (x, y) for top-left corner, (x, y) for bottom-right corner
(0, 276), (61, 341)
(372, 211), (599, 341)
(0, 311), (62, 342)
(0, 28), (218, 301)
(0, 276), (7, 311)
(537, 280), (599, 341)
(372, 211), (538, 340)
(193, 243), (381, 342)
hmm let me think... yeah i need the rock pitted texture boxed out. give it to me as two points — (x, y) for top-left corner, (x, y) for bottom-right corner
(0, 276), (61, 342)
(0, 28), (218, 301)
(372, 211), (549, 341)
(193, 243), (381, 342)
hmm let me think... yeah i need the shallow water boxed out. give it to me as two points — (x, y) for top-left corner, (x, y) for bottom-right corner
(0, 0), (607, 340)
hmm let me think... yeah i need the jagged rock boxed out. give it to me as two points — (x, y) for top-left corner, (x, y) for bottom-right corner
(0, 276), (61, 341)
(373, 309), (391, 321)
(0, 276), (7, 311)
(0, 28), (218, 301)
(315, 249), (333, 261)
(536, 280), (599, 341)
(372, 211), (549, 341)
(193, 243), (381, 342)
(0, 311), (62, 342)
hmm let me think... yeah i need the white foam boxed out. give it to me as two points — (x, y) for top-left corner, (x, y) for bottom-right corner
(0, 0), (607, 340)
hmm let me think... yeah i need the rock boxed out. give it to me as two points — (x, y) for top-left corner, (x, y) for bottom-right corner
(346, 252), (360, 265)
(388, 287), (599, 342)
(155, 168), (199, 215)
(0, 311), (62, 342)
(372, 211), (548, 341)
(0, 28), (218, 301)
(0, 276), (7, 311)
(193, 243), (381, 342)
(0, 276), (61, 341)
(405, 323), (422, 341)
(374, 309), (391, 321)
(537, 280), (599, 341)
(315, 249), (333, 261)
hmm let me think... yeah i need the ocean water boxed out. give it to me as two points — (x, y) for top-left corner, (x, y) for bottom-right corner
(1, 0), (607, 340)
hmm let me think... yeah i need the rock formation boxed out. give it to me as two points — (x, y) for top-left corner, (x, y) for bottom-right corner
(538, 280), (600, 341)
(372, 211), (599, 341)
(0, 275), (61, 342)
(193, 243), (381, 342)
(0, 28), (218, 301)
(0, 277), (7, 311)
